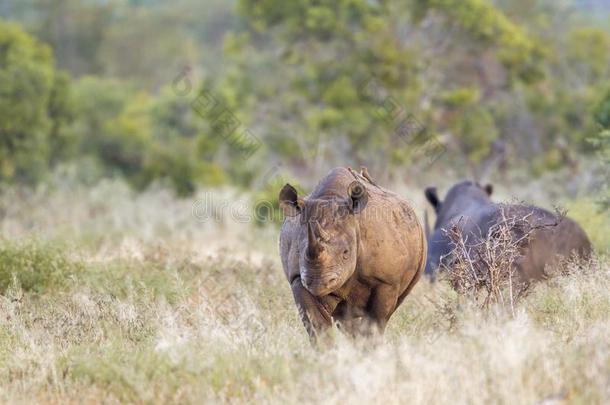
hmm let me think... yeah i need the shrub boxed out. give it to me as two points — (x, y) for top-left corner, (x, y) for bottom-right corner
(0, 19), (73, 185)
(0, 241), (82, 294)
(440, 207), (562, 313)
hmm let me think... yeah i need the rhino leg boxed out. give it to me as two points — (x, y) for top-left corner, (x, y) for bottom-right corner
(290, 278), (333, 343)
(367, 284), (400, 334)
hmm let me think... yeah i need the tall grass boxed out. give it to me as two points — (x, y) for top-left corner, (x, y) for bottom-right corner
(0, 179), (608, 404)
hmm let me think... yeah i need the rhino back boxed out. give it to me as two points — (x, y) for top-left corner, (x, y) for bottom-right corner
(508, 205), (592, 279)
(354, 176), (426, 288)
(426, 202), (591, 279)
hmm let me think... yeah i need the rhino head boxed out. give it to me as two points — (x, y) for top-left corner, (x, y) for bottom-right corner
(424, 180), (493, 229)
(279, 181), (369, 297)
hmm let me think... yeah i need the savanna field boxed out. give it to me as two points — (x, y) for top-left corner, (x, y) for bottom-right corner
(2, 0), (610, 403)
(0, 171), (608, 404)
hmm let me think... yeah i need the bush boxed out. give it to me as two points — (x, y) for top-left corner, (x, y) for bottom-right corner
(0, 19), (73, 185)
(441, 207), (563, 312)
(0, 241), (82, 294)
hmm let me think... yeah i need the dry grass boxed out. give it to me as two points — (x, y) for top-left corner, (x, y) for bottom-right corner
(440, 207), (566, 313)
(0, 179), (609, 404)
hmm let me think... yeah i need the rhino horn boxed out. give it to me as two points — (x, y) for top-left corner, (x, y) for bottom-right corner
(314, 220), (330, 242)
(307, 221), (324, 259)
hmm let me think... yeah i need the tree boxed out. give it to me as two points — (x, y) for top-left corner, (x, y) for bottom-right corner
(0, 19), (72, 184)
(235, 0), (429, 180)
(592, 88), (610, 210)
(98, 5), (200, 90)
(412, 0), (545, 83)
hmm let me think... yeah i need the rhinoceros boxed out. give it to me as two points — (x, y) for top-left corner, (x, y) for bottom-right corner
(279, 167), (426, 342)
(424, 180), (592, 280)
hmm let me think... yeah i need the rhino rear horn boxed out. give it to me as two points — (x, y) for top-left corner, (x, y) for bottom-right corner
(313, 219), (330, 242)
(348, 181), (368, 214)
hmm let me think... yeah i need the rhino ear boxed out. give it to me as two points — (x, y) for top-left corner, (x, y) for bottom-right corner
(484, 183), (493, 196)
(348, 181), (368, 214)
(279, 184), (303, 217)
(425, 187), (440, 210)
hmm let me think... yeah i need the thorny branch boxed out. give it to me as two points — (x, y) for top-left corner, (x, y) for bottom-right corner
(440, 206), (564, 314)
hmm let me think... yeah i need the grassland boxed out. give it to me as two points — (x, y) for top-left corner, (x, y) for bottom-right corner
(0, 176), (608, 404)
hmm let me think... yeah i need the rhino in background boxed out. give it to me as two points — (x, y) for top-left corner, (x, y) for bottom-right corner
(424, 181), (592, 280)
(279, 167), (426, 342)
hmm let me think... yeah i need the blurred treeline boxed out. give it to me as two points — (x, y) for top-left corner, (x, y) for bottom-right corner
(0, 0), (609, 197)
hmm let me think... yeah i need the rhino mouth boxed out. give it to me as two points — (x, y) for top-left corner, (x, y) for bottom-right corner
(300, 270), (342, 297)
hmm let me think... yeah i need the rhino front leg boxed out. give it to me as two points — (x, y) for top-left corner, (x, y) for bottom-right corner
(367, 283), (399, 334)
(290, 278), (333, 343)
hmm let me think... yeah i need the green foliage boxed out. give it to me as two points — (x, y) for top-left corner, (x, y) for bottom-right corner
(148, 85), (246, 191)
(567, 28), (610, 81)
(456, 106), (498, 164)
(590, 88), (610, 210)
(413, 0), (546, 83)
(99, 92), (153, 183)
(0, 239), (195, 301)
(594, 88), (610, 130)
(98, 7), (199, 89)
(48, 71), (77, 163)
(0, 19), (72, 184)
(33, 0), (112, 75)
(68, 78), (230, 195)
(0, 240), (82, 294)
(1, 1), (609, 193)
(565, 198), (610, 252)
(438, 88), (498, 164)
(236, 0), (427, 172)
(439, 87), (480, 108)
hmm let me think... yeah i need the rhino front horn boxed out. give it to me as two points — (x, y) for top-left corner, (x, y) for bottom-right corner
(307, 221), (323, 259)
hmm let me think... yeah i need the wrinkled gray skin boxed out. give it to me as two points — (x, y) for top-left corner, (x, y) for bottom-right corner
(424, 181), (592, 280)
(279, 167), (426, 342)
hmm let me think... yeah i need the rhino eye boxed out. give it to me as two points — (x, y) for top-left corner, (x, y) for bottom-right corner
(342, 249), (349, 259)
